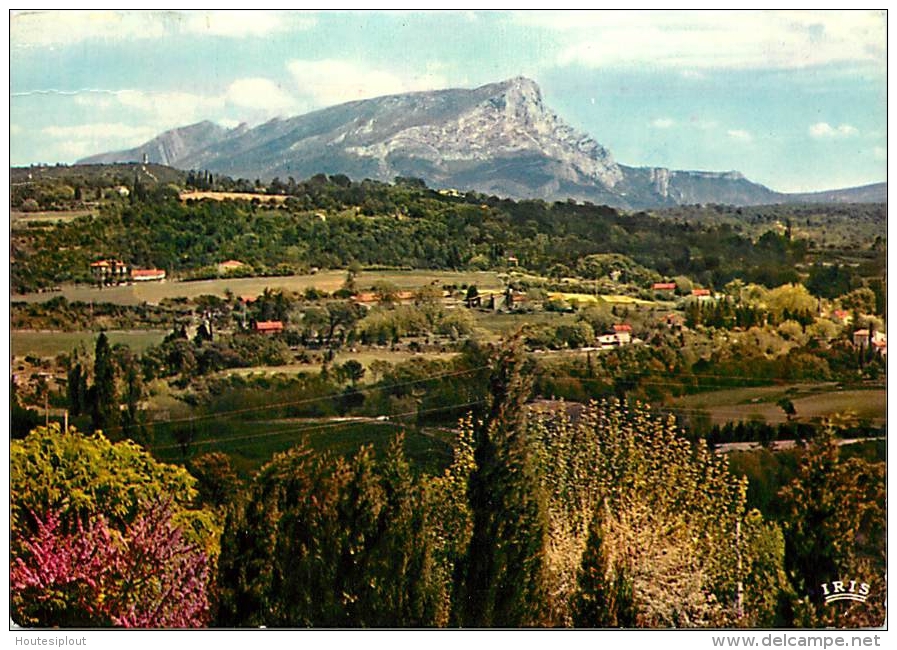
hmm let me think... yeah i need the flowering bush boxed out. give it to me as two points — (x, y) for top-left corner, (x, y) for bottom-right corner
(11, 501), (211, 628)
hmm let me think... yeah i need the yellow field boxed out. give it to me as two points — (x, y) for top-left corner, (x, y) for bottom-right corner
(548, 292), (654, 306)
(179, 191), (290, 203)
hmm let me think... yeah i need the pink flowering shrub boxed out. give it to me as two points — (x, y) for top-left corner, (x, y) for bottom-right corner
(11, 501), (211, 628)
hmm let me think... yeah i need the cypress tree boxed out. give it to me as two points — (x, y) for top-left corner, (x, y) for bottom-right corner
(90, 332), (118, 436)
(458, 338), (549, 627)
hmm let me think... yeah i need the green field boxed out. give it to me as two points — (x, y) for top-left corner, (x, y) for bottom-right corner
(11, 329), (168, 358)
(217, 350), (461, 382)
(473, 310), (577, 337)
(669, 382), (886, 426)
(11, 270), (506, 306)
(11, 209), (95, 228)
(150, 416), (454, 477)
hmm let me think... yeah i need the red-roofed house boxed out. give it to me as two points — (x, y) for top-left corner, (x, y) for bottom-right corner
(253, 320), (284, 334)
(131, 268), (166, 282)
(90, 259), (128, 283)
(612, 323), (632, 345)
(652, 282), (676, 291)
(692, 288), (711, 297)
(831, 309), (852, 324)
(218, 260), (247, 273)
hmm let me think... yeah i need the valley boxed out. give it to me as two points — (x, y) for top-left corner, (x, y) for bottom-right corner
(11, 166), (886, 478)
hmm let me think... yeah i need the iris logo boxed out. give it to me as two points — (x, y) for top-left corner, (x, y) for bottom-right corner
(820, 580), (871, 604)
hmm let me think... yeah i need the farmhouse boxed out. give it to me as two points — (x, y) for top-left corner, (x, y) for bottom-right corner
(253, 320), (284, 334)
(853, 329), (886, 355)
(218, 259), (247, 273)
(90, 259), (128, 283)
(612, 323), (633, 345)
(652, 282), (677, 292)
(130, 268), (166, 282)
(593, 323), (633, 349)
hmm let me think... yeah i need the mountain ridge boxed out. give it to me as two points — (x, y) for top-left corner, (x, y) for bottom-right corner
(78, 77), (885, 208)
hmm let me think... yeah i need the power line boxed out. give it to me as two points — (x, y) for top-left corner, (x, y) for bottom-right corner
(110, 363), (490, 435)
(153, 398), (488, 454)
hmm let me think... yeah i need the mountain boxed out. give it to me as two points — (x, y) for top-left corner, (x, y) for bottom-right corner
(77, 77), (882, 209)
(80, 120), (246, 167)
(785, 183), (887, 204)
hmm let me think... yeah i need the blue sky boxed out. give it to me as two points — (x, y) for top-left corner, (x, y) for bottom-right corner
(9, 9), (887, 192)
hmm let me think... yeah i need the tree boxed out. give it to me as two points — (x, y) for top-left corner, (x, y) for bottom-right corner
(217, 441), (442, 627)
(573, 510), (635, 627)
(458, 339), (549, 627)
(10, 425), (219, 627)
(90, 332), (118, 436)
(338, 359), (366, 386)
(778, 428), (886, 627)
(10, 425), (217, 551)
(66, 356), (88, 418)
(373, 280), (399, 306)
(529, 399), (783, 627)
(839, 287), (876, 316)
(189, 452), (241, 510)
(777, 398), (797, 422)
(119, 350), (147, 445)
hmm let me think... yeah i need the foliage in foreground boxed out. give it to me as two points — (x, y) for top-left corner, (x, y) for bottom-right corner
(9, 425), (219, 628)
(11, 502), (212, 628)
(214, 342), (791, 627)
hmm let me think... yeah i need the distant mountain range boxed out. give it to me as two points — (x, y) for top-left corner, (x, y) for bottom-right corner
(79, 77), (886, 209)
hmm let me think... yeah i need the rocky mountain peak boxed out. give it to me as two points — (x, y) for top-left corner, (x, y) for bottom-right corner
(78, 76), (807, 208)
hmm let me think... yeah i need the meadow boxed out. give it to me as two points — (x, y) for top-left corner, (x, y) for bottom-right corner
(150, 415), (453, 477)
(669, 382), (886, 427)
(11, 269), (506, 306)
(11, 329), (168, 357)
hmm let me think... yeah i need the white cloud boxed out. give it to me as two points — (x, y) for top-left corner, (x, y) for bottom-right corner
(727, 129), (753, 142)
(11, 9), (314, 48)
(872, 146), (886, 161)
(40, 122), (160, 160)
(809, 122), (859, 138)
(69, 77), (298, 128)
(224, 78), (298, 115)
(183, 11), (315, 37)
(115, 90), (226, 124)
(650, 118), (675, 129)
(519, 10), (885, 71)
(11, 11), (166, 48)
(287, 59), (448, 108)
(42, 122), (157, 141)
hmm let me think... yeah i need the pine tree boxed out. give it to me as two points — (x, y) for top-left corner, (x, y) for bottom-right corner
(458, 338), (549, 627)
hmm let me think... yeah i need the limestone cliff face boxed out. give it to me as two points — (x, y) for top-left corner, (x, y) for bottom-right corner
(345, 77), (623, 190)
(79, 77), (789, 208)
